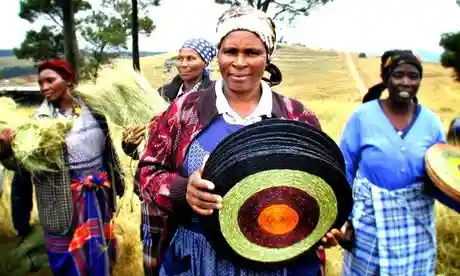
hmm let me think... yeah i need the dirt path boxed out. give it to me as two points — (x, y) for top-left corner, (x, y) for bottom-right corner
(344, 52), (367, 95)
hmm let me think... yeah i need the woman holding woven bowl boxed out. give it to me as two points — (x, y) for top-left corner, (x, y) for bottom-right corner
(121, 38), (217, 275)
(137, 6), (345, 276)
(0, 59), (125, 276)
(340, 50), (460, 275)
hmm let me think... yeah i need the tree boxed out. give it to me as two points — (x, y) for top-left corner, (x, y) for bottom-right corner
(79, 0), (157, 77)
(15, 0), (91, 70)
(15, 0), (159, 79)
(439, 32), (460, 81)
(13, 26), (64, 62)
(131, 0), (160, 72)
(214, 0), (333, 21)
(61, 0), (80, 79)
(132, 0), (140, 71)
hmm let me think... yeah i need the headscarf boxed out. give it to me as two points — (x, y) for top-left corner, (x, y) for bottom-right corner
(216, 6), (277, 60)
(181, 38), (217, 78)
(37, 59), (76, 84)
(215, 6), (281, 86)
(362, 50), (423, 103)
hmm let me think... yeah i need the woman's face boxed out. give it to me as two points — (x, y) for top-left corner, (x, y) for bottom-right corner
(38, 69), (71, 103)
(218, 30), (267, 94)
(387, 63), (421, 104)
(177, 48), (206, 82)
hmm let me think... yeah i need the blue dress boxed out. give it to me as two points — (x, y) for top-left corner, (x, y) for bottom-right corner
(339, 100), (458, 276)
(159, 116), (322, 276)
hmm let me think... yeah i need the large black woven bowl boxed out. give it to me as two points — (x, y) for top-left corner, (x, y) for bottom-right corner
(199, 119), (352, 270)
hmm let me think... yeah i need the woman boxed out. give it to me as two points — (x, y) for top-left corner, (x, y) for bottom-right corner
(121, 37), (217, 275)
(0, 59), (125, 276)
(158, 37), (217, 102)
(340, 50), (459, 275)
(137, 6), (343, 276)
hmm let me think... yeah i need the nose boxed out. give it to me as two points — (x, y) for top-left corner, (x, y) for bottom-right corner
(41, 82), (51, 91)
(233, 53), (247, 68)
(400, 76), (412, 86)
(176, 59), (188, 68)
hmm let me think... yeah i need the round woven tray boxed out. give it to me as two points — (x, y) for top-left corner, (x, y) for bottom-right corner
(425, 143), (460, 202)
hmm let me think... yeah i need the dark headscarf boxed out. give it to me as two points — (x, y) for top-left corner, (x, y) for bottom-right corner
(37, 59), (76, 84)
(362, 50), (423, 103)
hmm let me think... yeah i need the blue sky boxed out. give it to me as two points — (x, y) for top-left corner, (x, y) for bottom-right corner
(1, 0), (460, 54)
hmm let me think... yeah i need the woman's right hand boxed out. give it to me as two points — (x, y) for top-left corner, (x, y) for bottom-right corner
(0, 129), (13, 158)
(186, 167), (222, 216)
(122, 124), (146, 146)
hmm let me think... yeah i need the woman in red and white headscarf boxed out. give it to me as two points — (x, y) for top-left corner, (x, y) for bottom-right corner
(0, 59), (125, 276)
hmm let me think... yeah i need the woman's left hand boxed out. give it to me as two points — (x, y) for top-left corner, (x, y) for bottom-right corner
(318, 223), (348, 250)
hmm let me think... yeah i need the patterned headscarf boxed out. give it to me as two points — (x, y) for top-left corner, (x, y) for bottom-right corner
(181, 38), (217, 78)
(181, 38), (217, 65)
(216, 6), (277, 60)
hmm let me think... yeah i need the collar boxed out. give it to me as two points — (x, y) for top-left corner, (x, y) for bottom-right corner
(214, 77), (273, 124)
(35, 98), (84, 120)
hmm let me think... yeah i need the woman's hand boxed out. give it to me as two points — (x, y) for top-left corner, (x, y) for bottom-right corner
(0, 129), (14, 158)
(318, 222), (349, 250)
(122, 124), (146, 146)
(186, 167), (222, 216)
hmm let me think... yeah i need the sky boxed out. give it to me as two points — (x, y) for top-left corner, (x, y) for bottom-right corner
(1, 0), (460, 55)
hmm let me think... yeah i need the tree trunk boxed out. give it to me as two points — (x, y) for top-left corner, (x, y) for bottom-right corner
(132, 0), (140, 72)
(61, 0), (79, 82)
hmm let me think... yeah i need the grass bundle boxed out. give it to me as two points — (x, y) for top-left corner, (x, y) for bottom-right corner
(75, 64), (169, 130)
(0, 97), (73, 172)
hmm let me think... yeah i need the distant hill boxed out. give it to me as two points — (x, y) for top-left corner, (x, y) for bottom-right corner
(0, 49), (14, 57)
(0, 49), (167, 79)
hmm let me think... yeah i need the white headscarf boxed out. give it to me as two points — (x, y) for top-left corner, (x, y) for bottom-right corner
(216, 6), (277, 60)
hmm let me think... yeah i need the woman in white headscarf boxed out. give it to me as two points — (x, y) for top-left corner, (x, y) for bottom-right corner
(136, 6), (343, 276)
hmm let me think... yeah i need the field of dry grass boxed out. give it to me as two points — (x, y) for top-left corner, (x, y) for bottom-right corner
(0, 45), (459, 275)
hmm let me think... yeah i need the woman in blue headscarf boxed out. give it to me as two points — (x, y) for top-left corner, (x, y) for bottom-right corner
(159, 38), (217, 101)
(121, 37), (217, 276)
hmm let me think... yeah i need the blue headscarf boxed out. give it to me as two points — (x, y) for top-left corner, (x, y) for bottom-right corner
(181, 38), (217, 78)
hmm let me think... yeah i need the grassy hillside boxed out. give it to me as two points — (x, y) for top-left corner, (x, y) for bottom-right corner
(0, 46), (459, 275)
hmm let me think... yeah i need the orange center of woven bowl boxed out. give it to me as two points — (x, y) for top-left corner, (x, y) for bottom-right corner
(257, 204), (299, 235)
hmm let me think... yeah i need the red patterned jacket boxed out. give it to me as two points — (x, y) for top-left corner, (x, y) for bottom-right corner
(136, 83), (325, 272)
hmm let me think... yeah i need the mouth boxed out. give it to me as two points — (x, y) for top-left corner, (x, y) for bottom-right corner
(229, 74), (250, 82)
(398, 91), (411, 99)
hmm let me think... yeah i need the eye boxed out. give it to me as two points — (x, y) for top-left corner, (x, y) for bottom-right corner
(223, 48), (237, 55)
(408, 72), (420, 80)
(392, 72), (403, 78)
(245, 49), (262, 56)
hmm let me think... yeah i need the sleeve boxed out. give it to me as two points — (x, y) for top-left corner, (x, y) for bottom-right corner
(121, 141), (140, 160)
(135, 103), (189, 213)
(288, 99), (322, 131)
(338, 111), (361, 186)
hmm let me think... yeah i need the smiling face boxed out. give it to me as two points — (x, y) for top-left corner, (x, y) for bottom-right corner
(38, 69), (71, 103)
(386, 63), (421, 104)
(218, 30), (267, 94)
(176, 48), (207, 82)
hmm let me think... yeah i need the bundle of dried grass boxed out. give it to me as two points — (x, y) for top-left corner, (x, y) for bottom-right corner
(0, 97), (73, 172)
(75, 64), (169, 130)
